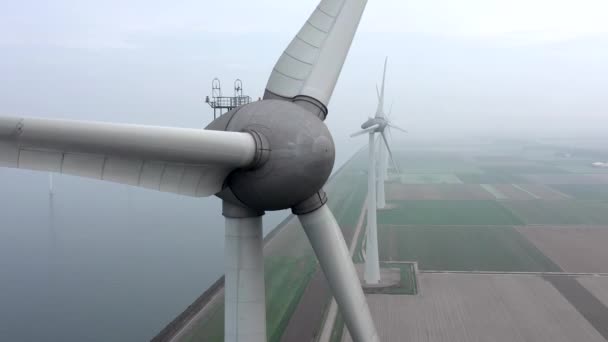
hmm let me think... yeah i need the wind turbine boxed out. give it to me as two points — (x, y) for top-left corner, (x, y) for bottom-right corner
(0, 1), (379, 342)
(350, 57), (405, 284)
(377, 102), (406, 208)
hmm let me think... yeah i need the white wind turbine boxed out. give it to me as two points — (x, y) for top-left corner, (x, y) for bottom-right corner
(350, 57), (405, 284)
(0, 1), (379, 341)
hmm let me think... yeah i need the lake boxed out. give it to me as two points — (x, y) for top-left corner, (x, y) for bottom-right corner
(0, 168), (288, 341)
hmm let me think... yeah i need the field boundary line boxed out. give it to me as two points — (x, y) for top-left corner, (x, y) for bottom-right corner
(481, 184), (508, 200)
(512, 184), (541, 199)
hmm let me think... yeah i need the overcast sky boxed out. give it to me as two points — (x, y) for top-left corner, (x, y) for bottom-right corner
(1, 0), (607, 164)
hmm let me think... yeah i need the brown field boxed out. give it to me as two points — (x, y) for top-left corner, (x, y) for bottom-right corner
(588, 174), (608, 183)
(343, 273), (605, 342)
(579, 277), (608, 308)
(517, 184), (570, 199)
(523, 174), (603, 184)
(493, 184), (537, 200)
(386, 184), (495, 201)
(517, 226), (608, 273)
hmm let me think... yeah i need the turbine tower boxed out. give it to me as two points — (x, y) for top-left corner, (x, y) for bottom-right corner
(351, 57), (406, 284)
(0, 1), (379, 341)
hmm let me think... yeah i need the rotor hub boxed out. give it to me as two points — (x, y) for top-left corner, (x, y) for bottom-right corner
(206, 100), (335, 212)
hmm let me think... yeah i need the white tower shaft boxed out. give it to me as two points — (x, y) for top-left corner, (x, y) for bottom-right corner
(224, 212), (267, 342)
(49, 173), (54, 197)
(376, 143), (387, 209)
(365, 133), (381, 284)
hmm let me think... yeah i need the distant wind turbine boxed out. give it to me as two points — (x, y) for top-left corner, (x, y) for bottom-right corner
(351, 57), (406, 284)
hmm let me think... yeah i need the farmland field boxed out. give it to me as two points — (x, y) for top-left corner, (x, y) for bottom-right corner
(378, 225), (560, 271)
(391, 153), (482, 174)
(456, 172), (524, 184)
(336, 139), (608, 342)
(481, 163), (566, 174)
(480, 184), (508, 199)
(493, 184), (537, 200)
(378, 200), (525, 226)
(579, 277), (608, 308)
(551, 184), (608, 201)
(545, 159), (608, 173)
(502, 200), (608, 225)
(386, 184), (495, 201)
(523, 174), (603, 184)
(517, 226), (608, 273)
(393, 173), (463, 184)
(343, 273), (605, 342)
(516, 184), (570, 199)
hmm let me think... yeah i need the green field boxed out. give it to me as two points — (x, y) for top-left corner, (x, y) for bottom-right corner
(393, 173), (463, 184)
(480, 163), (566, 174)
(392, 153), (482, 174)
(502, 200), (608, 225)
(181, 256), (317, 342)
(551, 184), (608, 201)
(457, 172), (525, 184)
(264, 256), (318, 342)
(378, 225), (561, 272)
(379, 200), (525, 226)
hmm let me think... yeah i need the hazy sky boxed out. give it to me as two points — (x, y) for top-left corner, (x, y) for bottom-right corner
(3, 0), (608, 41)
(1, 0), (607, 160)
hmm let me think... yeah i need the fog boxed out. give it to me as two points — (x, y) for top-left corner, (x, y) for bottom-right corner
(0, 0), (607, 340)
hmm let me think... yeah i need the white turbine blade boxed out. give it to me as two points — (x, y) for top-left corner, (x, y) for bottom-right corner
(297, 204), (379, 342)
(375, 57), (388, 118)
(388, 122), (407, 133)
(0, 116), (257, 197)
(264, 0), (368, 107)
(350, 124), (379, 137)
(380, 130), (400, 174)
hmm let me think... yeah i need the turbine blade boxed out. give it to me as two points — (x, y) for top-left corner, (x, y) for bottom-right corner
(297, 203), (379, 342)
(387, 101), (394, 118)
(379, 57), (387, 109)
(374, 58), (388, 118)
(264, 0), (368, 109)
(0, 116), (257, 197)
(381, 130), (400, 174)
(350, 124), (379, 137)
(388, 122), (407, 133)
(375, 84), (381, 102)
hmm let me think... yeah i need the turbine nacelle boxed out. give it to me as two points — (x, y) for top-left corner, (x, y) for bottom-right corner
(207, 100), (335, 212)
(361, 117), (388, 132)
